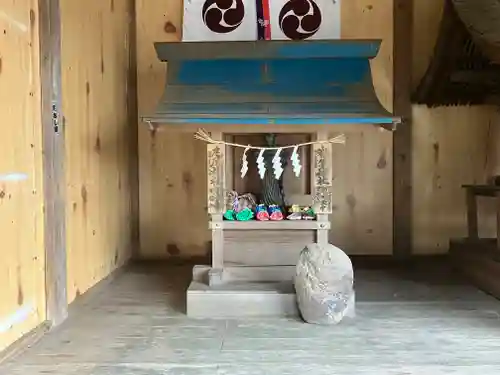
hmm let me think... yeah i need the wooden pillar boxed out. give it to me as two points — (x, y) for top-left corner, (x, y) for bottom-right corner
(393, 0), (414, 259)
(39, 0), (68, 326)
(207, 132), (226, 283)
(126, 0), (140, 259)
(466, 188), (479, 241)
(496, 192), (500, 250)
(312, 131), (333, 247)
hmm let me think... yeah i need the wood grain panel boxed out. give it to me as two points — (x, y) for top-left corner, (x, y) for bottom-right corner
(224, 230), (315, 266)
(61, 0), (136, 302)
(412, 106), (500, 254)
(136, 0), (395, 258)
(136, 0), (210, 259)
(329, 129), (393, 254)
(0, 0), (46, 352)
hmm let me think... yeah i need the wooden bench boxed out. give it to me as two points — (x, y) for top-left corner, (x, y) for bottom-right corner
(463, 184), (500, 250)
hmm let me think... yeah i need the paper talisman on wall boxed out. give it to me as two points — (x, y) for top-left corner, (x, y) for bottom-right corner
(182, 0), (341, 42)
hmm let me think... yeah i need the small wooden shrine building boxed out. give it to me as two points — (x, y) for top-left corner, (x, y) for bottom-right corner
(143, 39), (401, 316)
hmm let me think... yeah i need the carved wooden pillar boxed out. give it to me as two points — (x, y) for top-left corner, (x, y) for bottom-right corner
(206, 132), (225, 283)
(207, 136), (225, 215)
(312, 131), (333, 246)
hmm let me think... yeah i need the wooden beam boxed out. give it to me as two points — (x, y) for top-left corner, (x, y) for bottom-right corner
(393, 0), (414, 259)
(39, 0), (68, 326)
(496, 191), (500, 250)
(127, 0), (140, 258)
(145, 123), (392, 135)
(466, 189), (479, 240)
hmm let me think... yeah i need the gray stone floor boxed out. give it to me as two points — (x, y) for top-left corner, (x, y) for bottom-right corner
(2, 261), (500, 374)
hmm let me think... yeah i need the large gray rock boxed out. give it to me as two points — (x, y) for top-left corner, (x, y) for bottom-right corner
(294, 243), (355, 325)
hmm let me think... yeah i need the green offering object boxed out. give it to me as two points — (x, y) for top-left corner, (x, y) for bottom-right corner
(236, 207), (254, 221)
(224, 210), (236, 221)
(302, 206), (316, 220)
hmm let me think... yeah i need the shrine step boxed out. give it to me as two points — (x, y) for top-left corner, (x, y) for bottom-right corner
(192, 264), (296, 284)
(186, 280), (299, 318)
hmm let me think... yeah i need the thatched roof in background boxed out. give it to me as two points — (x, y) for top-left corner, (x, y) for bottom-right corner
(451, 0), (500, 63)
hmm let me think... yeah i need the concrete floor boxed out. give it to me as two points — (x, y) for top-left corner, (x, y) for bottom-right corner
(2, 261), (500, 374)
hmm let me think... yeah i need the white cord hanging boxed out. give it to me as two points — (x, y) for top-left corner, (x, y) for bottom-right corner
(194, 129), (346, 180)
(194, 129), (346, 150)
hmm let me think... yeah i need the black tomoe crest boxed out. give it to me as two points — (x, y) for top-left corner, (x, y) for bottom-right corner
(279, 0), (322, 40)
(202, 0), (245, 33)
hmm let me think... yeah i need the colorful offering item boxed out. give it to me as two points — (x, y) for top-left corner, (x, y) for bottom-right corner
(287, 204), (302, 220)
(223, 210), (236, 221)
(255, 204), (270, 221)
(236, 207), (254, 221)
(269, 205), (284, 221)
(302, 206), (316, 220)
(236, 193), (257, 213)
(228, 190), (257, 214)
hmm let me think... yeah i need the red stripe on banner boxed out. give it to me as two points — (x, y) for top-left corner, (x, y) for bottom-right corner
(261, 0), (271, 39)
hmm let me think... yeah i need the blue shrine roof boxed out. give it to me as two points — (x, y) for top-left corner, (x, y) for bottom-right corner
(142, 40), (401, 129)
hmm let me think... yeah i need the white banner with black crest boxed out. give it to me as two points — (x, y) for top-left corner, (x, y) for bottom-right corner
(182, 0), (341, 42)
(270, 0), (341, 40)
(183, 0), (257, 41)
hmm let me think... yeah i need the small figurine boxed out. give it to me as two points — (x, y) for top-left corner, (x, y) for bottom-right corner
(236, 207), (254, 221)
(287, 204), (302, 220)
(228, 190), (257, 214)
(255, 204), (270, 221)
(224, 209), (236, 221)
(225, 191), (257, 221)
(269, 205), (284, 221)
(302, 206), (316, 220)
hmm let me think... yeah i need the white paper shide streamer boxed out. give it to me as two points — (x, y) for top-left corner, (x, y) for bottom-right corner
(194, 129), (346, 180)
(257, 149), (266, 179)
(272, 148), (284, 180)
(291, 146), (302, 177)
(241, 147), (250, 178)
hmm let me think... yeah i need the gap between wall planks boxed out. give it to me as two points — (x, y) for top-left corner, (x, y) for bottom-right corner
(136, 0), (395, 258)
(392, 0), (413, 259)
(39, 0), (68, 328)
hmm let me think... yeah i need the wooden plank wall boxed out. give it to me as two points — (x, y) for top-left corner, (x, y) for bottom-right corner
(61, 0), (136, 302)
(0, 0), (46, 351)
(136, 0), (395, 258)
(412, 0), (500, 254)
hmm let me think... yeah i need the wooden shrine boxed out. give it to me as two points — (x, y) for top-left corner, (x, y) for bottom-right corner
(202, 129), (338, 286)
(143, 39), (401, 316)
